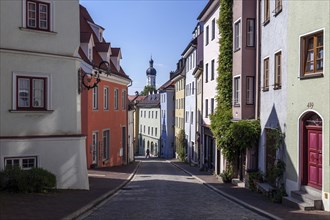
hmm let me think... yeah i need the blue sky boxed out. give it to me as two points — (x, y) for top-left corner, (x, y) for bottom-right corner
(80, 0), (208, 94)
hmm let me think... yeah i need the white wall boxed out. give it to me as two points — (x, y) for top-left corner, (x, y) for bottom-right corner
(0, 137), (89, 189)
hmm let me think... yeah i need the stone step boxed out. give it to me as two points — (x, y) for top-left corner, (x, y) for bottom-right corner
(282, 196), (315, 211)
(291, 190), (323, 210)
(231, 178), (245, 188)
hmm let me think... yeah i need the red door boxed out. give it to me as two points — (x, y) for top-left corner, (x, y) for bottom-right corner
(306, 126), (322, 189)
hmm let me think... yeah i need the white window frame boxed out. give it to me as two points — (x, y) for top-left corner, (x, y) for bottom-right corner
(247, 19), (255, 47)
(104, 87), (109, 110)
(102, 129), (110, 160)
(234, 76), (241, 106)
(234, 19), (241, 51)
(114, 88), (119, 110)
(92, 87), (98, 110)
(4, 156), (37, 170)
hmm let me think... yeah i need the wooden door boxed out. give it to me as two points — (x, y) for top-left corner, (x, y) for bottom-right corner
(307, 126), (322, 189)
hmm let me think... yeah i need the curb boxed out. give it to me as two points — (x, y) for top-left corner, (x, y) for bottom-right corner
(170, 161), (282, 220)
(63, 161), (141, 220)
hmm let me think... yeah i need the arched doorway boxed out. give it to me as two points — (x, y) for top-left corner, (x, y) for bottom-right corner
(300, 112), (322, 190)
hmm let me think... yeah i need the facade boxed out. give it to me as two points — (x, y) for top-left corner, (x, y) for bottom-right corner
(259, 0), (288, 182)
(79, 5), (131, 168)
(171, 58), (186, 157)
(182, 38), (197, 164)
(232, 0), (257, 180)
(285, 0), (329, 211)
(197, 0), (220, 173)
(0, 0), (88, 189)
(193, 22), (204, 169)
(159, 79), (175, 159)
(137, 94), (161, 156)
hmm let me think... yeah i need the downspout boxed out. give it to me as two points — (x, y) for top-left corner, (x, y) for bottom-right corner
(256, 0), (261, 119)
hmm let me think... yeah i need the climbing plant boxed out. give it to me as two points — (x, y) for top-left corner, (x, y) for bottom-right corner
(176, 129), (186, 161)
(210, 0), (234, 162)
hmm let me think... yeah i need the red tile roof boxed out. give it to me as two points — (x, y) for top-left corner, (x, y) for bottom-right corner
(95, 42), (110, 52)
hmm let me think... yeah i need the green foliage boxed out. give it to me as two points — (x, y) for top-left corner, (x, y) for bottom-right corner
(267, 128), (285, 151)
(232, 120), (261, 151)
(0, 166), (56, 193)
(210, 0), (234, 162)
(248, 170), (263, 191)
(140, 85), (156, 96)
(176, 129), (186, 161)
(272, 184), (287, 203)
(266, 159), (286, 187)
(219, 167), (234, 183)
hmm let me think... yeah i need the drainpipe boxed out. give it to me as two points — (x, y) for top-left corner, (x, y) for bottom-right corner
(256, 0), (261, 119)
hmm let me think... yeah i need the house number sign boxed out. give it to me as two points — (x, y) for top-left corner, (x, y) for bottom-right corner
(307, 102), (314, 109)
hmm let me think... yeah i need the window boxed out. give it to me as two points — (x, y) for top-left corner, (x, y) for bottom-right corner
(103, 130), (110, 160)
(206, 26), (209, 45)
(155, 111), (158, 119)
(234, 20), (240, 51)
(92, 87), (98, 110)
(26, 0), (50, 31)
(114, 89), (118, 110)
(148, 111), (150, 118)
(190, 111), (193, 124)
(5, 157), (37, 170)
(104, 87), (109, 110)
(17, 76), (46, 110)
(211, 18), (215, 40)
(274, 51), (282, 89)
(264, 0), (270, 24)
(148, 126), (150, 135)
(155, 128), (157, 136)
(263, 58), (269, 91)
(234, 77), (240, 106)
(301, 31), (323, 77)
(205, 99), (208, 118)
(192, 82), (195, 95)
(88, 47), (92, 61)
(211, 60), (215, 80)
(247, 19), (255, 47)
(92, 131), (98, 163)
(186, 111), (189, 123)
(205, 63), (209, 82)
(246, 77), (254, 105)
(144, 125), (145, 133)
(140, 125), (142, 132)
(152, 111), (154, 118)
(122, 90), (126, 110)
(141, 111), (143, 117)
(151, 127), (153, 136)
(210, 98), (214, 115)
(274, 0), (282, 16)
(144, 111), (146, 118)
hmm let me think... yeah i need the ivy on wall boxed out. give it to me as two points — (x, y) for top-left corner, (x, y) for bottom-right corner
(210, 0), (234, 162)
(210, 0), (261, 165)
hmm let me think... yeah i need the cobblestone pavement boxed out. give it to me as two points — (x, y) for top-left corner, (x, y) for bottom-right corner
(81, 159), (267, 220)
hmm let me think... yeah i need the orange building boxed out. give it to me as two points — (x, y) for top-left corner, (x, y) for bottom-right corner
(79, 5), (131, 168)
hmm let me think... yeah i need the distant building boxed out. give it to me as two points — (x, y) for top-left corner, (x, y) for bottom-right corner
(137, 93), (161, 156)
(159, 79), (175, 159)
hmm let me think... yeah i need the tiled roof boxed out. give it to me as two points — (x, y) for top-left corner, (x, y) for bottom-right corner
(136, 94), (160, 108)
(80, 32), (91, 43)
(111, 48), (120, 57)
(95, 42), (110, 52)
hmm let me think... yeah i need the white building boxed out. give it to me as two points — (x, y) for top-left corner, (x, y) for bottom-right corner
(0, 0), (89, 189)
(137, 94), (161, 156)
(197, 0), (221, 173)
(182, 38), (197, 164)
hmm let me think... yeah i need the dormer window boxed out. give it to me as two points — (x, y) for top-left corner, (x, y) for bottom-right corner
(26, 0), (50, 31)
(99, 31), (103, 42)
(88, 46), (92, 61)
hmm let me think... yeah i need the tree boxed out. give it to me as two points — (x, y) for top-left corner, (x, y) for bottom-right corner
(176, 129), (186, 161)
(140, 85), (156, 96)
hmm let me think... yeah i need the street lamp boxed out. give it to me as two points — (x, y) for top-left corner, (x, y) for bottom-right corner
(81, 61), (111, 90)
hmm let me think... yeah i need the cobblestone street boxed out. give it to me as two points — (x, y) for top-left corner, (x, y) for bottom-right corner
(81, 159), (267, 220)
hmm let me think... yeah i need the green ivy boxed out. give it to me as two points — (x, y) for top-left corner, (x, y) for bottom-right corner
(210, 0), (234, 162)
(210, 0), (260, 165)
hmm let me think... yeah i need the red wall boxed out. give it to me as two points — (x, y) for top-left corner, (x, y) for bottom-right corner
(81, 79), (128, 168)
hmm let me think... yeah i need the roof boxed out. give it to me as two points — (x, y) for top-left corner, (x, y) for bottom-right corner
(79, 4), (130, 81)
(197, 0), (219, 21)
(181, 37), (198, 56)
(95, 42), (110, 53)
(136, 94), (160, 108)
(158, 79), (175, 91)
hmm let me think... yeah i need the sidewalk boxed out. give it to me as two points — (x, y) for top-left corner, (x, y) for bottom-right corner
(0, 161), (140, 220)
(171, 160), (330, 220)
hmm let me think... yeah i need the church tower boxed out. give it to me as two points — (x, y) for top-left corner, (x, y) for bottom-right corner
(146, 57), (157, 88)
